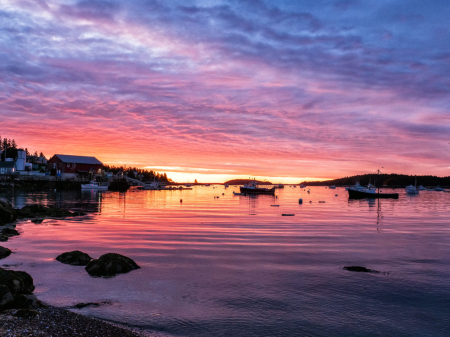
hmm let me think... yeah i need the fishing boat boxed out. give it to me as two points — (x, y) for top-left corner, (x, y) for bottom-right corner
(81, 181), (109, 190)
(348, 170), (398, 199)
(240, 180), (275, 195)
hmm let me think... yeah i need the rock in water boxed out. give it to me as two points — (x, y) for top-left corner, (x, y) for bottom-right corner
(0, 246), (11, 259)
(1, 228), (19, 237)
(0, 268), (35, 294)
(16, 204), (74, 219)
(85, 253), (140, 277)
(0, 198), (17, 225)
(56, 250), (92, 266)
(343, 266), (379, 273)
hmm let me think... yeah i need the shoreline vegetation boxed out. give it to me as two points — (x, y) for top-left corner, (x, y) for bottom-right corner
(0, 198), (148, 337)
(301, 173), (450, 188)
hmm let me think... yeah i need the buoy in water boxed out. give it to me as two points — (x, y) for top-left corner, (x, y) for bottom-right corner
(299, 198), (303, 204)
(180, 199), (182, 203)
(335, 194), (338, 196)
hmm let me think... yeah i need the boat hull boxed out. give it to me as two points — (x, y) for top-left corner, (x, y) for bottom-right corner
(240, 187), (275, 195)
(348, 188), (398, 199)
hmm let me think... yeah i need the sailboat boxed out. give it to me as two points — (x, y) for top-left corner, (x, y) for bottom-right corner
(405, 177), (419, 195)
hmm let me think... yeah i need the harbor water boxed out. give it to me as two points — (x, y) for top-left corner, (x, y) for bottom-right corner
(1, 186), (450, 336)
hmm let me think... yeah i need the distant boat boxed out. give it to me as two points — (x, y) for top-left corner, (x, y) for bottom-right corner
(277, 184), (284, 188)
(240, 180), (275, 195)
(300, 184), (306, 188)
(81, 181), (109, 190)
(418, 185), (427, 191)
(405, 185), (419, 195)
(434, 186), (445, 191)
(329, 185), (336, 189)
(233, 191), (246, 196)
(224, 183), (229, 188)
(205, 184), (210, 187)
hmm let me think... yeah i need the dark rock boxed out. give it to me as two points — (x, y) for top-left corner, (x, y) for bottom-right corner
(13, 294), (42, 309)
(56, 250), (92, 266)
(1, 228), (19, 237)
(0, 235), (8, 242)
(0, 198), (17, 224)
(85, 253), (140, 277)
(31, 218), (44, 224)
(71, 300), (112, 309)
(0, 268), (35, 294)
(343, 266), (379, 273)
(16, 204), (74, 219)
(0, 246), (11, 259)
(0, 284), (14, 310)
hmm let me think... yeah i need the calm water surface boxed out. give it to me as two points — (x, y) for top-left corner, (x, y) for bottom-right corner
(2, 186), (450, 336)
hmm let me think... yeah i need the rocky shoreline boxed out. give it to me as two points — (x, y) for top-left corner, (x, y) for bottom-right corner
(0, 306), (152, 337)
(0, 197), (149, 337)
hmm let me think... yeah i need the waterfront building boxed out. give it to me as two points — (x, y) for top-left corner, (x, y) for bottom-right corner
(47, 154), (103, 178)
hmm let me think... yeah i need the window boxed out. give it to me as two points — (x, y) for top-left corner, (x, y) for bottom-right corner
(53, 163), (56, 169)
(67, 163), (70, 167)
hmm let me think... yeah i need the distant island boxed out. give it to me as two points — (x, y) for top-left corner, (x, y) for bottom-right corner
(224, 179), (273, 185)
(301, 173), (450, 187)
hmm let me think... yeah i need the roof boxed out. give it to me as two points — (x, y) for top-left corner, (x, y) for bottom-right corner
(53, 155), (103, 165)
(0, 161), (15, 168)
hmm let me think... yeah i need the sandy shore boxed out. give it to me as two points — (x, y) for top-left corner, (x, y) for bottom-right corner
(0, 305), (154, 337)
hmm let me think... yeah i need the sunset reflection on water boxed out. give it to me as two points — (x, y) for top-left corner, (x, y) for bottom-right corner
(2, 186), (450, 336)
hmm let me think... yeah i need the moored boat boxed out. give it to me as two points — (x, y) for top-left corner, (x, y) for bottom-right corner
(81, 181), (109, 190)
(405, 185), (419, 195)
(240, 180), (275, 195)
(348, 188), (399, 199)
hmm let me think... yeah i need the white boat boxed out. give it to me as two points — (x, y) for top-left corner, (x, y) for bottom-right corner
(405, 185), (419, 195)
(329, 185), (336, 189)
(81, 181), (109, 190)
(418, 185), (427, 191)
(141, 180), (162, 190)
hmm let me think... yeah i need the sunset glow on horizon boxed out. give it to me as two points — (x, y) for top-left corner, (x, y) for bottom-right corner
(2, 0), (449, 183)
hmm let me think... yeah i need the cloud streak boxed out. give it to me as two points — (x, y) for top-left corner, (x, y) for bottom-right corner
(1, 0), (449, 180)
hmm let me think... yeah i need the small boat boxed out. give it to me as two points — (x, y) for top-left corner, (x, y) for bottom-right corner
(418, 185), (427, 191)
(276, 184), (284, 188)
(81, 181), (109, 190)
(240, 180), (275, 195)
(140, 180), (161, 190)
(224, 183), (229, 188)
(300, 184), (306, 188)
(434, 186), (445, 191)
(329, 185), (336, 189)
(405, 185), (419, 195)
(205, 184), (210, 187)
(233, 191), (246, 196)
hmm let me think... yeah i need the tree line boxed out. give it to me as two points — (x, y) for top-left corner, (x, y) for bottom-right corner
(0, 136), (45, 160)
(103, 165), (170, 183)
(302, 173), (450, 187)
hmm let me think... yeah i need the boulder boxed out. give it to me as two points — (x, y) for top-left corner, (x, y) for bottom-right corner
(0, 284), (14, 310)
(85, 253), (140, 277)
(0, 268), (35, 294)
(1, 228), (19, 237)
(0, 198), (17, 225)
(0, 246), (11, 259)
(56, 250), (92, 266)
(13, 294), (41, 309)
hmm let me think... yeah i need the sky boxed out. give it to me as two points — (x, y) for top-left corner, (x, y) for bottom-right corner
(1, 0), (449, 183)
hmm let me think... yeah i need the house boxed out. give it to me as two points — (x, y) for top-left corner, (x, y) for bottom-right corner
(0, 161), (16, 175)
(47, 155), (103, 177)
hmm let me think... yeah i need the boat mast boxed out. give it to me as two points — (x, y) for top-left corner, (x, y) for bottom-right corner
(377, 169), (380, 194)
